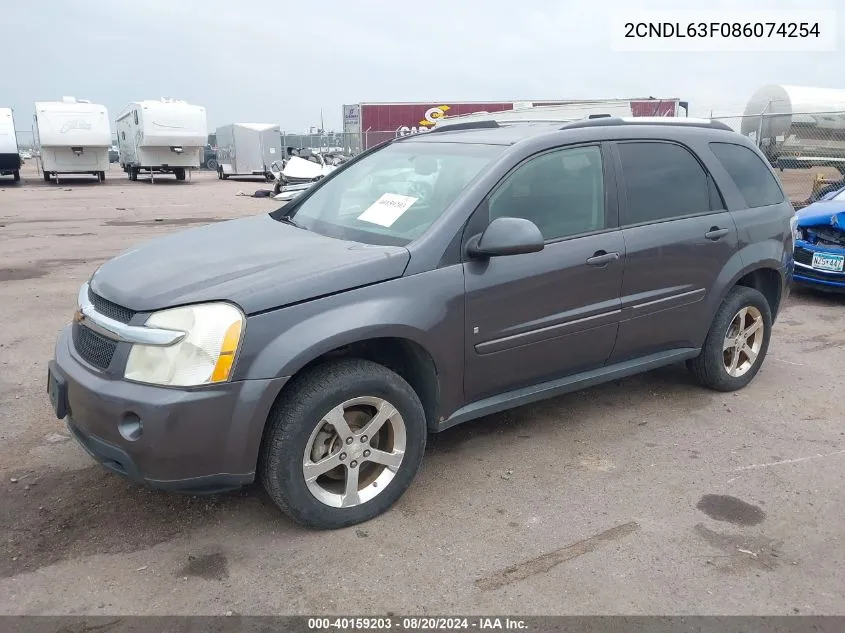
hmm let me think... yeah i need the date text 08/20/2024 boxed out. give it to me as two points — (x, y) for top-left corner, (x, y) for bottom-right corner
(307, 617), (528, 630)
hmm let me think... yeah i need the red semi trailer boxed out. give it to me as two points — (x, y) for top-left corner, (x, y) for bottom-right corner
(342, 98), (687, 151)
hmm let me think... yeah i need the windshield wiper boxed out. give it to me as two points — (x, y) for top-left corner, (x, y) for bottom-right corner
(278, 214), (303, 229)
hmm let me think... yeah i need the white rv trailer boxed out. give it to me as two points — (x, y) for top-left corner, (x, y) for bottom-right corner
(0, 108), (22, 182)
(33, 97), (111, 183)
(115, 98), (207, 181)
(433, 101), (636, 128)
(215, 123), (281, 180)
(741, 84), (845, 173)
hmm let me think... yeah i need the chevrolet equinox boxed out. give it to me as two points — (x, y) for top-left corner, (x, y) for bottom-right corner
(48, 117), (795, 529)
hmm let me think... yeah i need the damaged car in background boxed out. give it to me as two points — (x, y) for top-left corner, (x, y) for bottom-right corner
(270, 149), (351, 199)
(793, 185), (845, 292)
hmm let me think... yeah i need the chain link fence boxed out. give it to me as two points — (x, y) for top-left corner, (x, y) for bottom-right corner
(711, 111), (845, 207)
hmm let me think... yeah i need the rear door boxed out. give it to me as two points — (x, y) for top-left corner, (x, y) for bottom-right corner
(609, 140), (738, 362)
(463, 143), (625, 402)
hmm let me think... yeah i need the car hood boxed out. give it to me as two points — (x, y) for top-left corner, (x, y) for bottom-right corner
(89, 214), (410, 314)
(796, 201), (845, 229)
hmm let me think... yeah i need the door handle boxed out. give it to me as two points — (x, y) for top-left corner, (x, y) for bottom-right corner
(705, 227), (730, 240)
(586, 251), (620, 267)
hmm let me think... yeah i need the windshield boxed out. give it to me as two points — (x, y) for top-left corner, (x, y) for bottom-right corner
(280, 141), (503, 246)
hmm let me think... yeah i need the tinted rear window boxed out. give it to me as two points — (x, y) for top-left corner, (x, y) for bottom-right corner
(617, 141), (712, 225)
(709, 142), (784, 208)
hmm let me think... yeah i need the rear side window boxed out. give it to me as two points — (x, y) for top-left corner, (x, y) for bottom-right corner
(617, 141), (712, 225)
(709, 142), (785, 208)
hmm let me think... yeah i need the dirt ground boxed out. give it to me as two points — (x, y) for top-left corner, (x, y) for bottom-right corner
(0, 163), (843, 616)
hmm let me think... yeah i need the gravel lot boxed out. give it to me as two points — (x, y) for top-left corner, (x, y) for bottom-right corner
(0, 163), (843, 616)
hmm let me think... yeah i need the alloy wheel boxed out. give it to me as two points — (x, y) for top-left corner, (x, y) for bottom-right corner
(302, 396), (406, 508)
(722, 306), (765, 378)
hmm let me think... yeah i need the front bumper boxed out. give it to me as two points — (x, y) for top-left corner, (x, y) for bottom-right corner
(50, 326), (288, 492)
(793, 243), (845, 292)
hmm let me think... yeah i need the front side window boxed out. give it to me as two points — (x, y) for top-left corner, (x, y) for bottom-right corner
(283, 141), (502, 246)
(488, 145), (605, 241)
(617, 141), (712, 225)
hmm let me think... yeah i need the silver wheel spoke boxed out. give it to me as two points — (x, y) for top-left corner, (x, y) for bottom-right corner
(359, 402), (396, 439)
(367, 448), (404, 471)
(736, 307), (748, 333)
(323, 405), (353, 439)
(341, 466), (361, 507)
(728, 348), (741, 375)
(303, 453), (342, 482)
(742, 343), (758, 365)
(744, 318), (763, 339)
(723, 336), (737, 351)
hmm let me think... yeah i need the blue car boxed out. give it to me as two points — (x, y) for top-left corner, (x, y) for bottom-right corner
(793, 185), (845, 292)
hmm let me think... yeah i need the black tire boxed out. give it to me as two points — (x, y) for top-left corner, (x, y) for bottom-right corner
(206, 159), (218, 172)
(174, 168), (186, 181)
(98, 171), (106, 182)
(687, 286), (772, 392)
(43, 171), (50, 182)
(13, 170), (20, 182)
(221, 171), (229, 180)
(129, 167), (138, 181)
(217, 167), (223, 180)
(260, 358), (427, 529)
(273, 180), (282, 195)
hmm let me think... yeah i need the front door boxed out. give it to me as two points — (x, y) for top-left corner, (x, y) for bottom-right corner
(463, 144), (625, 402)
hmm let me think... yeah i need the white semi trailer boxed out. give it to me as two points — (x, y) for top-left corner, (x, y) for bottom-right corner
(116, 98), (207, 181)
(741, 84), (845, 173)
(0, 108), (21, 182)
(33, 97), (111, 183)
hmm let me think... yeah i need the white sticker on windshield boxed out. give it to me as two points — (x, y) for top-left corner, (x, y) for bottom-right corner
(357, 193), (418, 227)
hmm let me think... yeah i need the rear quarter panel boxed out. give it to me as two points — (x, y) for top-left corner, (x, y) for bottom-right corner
(696, 138), (793, 325)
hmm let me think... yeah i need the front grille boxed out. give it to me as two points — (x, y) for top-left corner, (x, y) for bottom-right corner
(72, 322), (117, 370)
(88, 288), (135, 324)
(794, 246), (813, 266)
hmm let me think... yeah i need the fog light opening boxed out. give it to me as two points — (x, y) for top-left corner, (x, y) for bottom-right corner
(118, 413), (143, 442)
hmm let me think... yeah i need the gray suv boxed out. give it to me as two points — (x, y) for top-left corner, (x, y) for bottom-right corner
(47, 117), (795, 529)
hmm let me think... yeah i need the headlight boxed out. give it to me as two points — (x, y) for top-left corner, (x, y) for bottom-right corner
(790, 215), (802, 242)
(124, 303), (244, 387)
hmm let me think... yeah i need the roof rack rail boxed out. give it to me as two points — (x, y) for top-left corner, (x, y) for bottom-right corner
(561, 117), (733, 132)
(427, 120), (501, 133)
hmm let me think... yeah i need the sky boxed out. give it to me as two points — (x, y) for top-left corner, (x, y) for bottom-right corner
(1, 0), (842, 134)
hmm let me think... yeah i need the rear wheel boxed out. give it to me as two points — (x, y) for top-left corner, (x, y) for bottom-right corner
(687, 286), (772, 391)
(98, 171), (106, 182)
(260, 359), (427, 529)
(13, 170), (20, 182)
(174, 168), (186, 181)
(43, 171), (50, 182)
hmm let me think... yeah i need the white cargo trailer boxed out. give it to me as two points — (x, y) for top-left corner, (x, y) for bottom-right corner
(115, 98), (207, 181)
(0, 108), (21, 182)
(33, 97), (111, 183)
(741, 84), (845, 173)
(215, 123), (281, 181)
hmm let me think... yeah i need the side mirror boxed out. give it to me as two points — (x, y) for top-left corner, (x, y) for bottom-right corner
(467, 216), (544, 258)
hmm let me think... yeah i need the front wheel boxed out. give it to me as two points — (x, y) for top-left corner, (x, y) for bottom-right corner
(687, 286), (772, 391)
(206, 159), (218, 172)
(260, 359), (427, 529)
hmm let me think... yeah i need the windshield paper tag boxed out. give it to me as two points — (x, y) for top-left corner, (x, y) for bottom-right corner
(357, 193), (418, 227)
